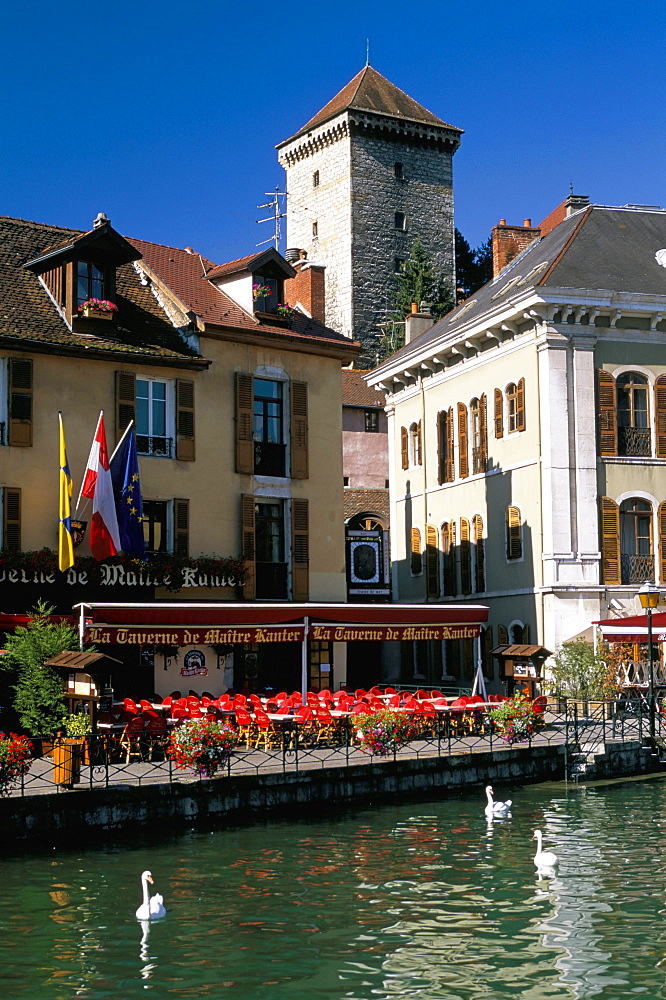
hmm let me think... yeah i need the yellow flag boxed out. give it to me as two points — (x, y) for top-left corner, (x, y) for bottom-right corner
(58, 413), (74, 572)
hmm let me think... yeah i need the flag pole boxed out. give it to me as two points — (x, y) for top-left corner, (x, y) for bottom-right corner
(109, 419), (134, 464)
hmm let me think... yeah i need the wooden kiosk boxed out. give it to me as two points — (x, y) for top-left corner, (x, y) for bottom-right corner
(491, 644), (551, 698)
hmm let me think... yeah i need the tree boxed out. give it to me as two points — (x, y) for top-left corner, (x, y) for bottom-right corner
(547, 637), (617, 702)
(455, 229), (493, 300)
(1, 601), (80, 736)
(375, 238), (454, 361)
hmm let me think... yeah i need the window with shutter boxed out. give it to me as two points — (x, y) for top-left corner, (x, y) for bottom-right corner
(656, 376), (666, 458)
(176, 380), (195, 461)
(659, 502), (666, 585)
(463, 638), (474, 679)
(290, 381), (308, 479)
(498, 624), (508, 645)
(416, 420), (422, 466)
(441, 521), (456, 595)
(460, 518), (471, 594)
(600, 496), (620, 584)
(516, 377), (526, 432)
(425, 523), (439, 597)
(2, 487), (21, 550)
(473, 514), (485, 592)
(446, 407), (454, 481)
(241, 494), (256, 599)
(506, 505), (522, 559)
(457, 402), (468, 478)
(8, 358), (32, 447)
(115, 371), (136, 440)
(401, 426), (408, 470)
(471, 397), (487, 474)
(174, 499), (189, 557)
(483, 626), (494, 680)
(410, 527), (422, 575)
(494, 388), (503, 439)
(596, 369), (617, 456)
(292, 498), (309, 601)
(235, 372), (254, 474)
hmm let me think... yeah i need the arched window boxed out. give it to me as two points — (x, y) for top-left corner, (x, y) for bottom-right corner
(506, 378), (525, 433)
(410, 527), (422, 575)
(441, 521), (456, 595)
(457, 402), (468, 478)
(409, 421), (422, 466)
(506, 505), (522, 560)
(425, 523), (439, 597)
(437, 408), (454, 483)
(460, 518), (471, 594)
(620, 497), (653, 583)
(470, 396), (487, 474)
(617, 372), (650, 456)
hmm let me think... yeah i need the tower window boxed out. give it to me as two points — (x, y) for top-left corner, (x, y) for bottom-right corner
(313, 170), (320, 188)
(364, 409), (379, 433)
(394, 257), (405, 273)
(394, 162), (404, 180)
(394, 212), (406, 231)
(312, 221), (318, 239)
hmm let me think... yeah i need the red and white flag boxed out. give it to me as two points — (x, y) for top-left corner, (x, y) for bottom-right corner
(78, 412), (121, 561)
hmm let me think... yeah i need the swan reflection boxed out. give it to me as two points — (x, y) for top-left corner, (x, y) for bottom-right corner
(139, 919), (156, 980)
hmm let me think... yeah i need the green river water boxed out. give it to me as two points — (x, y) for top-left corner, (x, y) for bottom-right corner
(2, 776), (666, 999)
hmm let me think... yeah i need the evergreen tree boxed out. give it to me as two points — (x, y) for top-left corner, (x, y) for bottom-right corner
(2, 601), (79, 736)
(455, 229), (494, 300)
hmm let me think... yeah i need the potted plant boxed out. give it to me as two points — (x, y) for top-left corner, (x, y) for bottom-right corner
(352, 709), (414, 757)
(63, 712), (93, 765)
(276, 303), (295, 322)
(79, 298), (118, 319)
(0, 732), (33, 795)
(165, 718), (238, 778)
(547, 637), (618, 717)
(488, 694), (540, 744)
(252, 283), (272, 309)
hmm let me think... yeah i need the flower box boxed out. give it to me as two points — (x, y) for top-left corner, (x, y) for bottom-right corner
(79, 298), (118, 320)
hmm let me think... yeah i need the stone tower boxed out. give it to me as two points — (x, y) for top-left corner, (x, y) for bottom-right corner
(277, 65), (462, 360)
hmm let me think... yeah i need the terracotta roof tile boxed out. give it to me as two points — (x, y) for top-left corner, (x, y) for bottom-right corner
(204, 252), (267, 280)
(342, 368), (386, 406)
(343, 488), (390, 523)
(280, 65), (461, 145)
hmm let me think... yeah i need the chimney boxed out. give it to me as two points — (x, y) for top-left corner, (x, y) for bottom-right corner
(491, 218), (541, 278)
(283, 258), (326, 324)
(405, 302), (434, 344)
(93, 212), (110, 229)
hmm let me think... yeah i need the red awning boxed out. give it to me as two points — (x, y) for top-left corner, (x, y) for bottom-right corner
(76, 601), (489, 645)
(594, 612), (666, 643)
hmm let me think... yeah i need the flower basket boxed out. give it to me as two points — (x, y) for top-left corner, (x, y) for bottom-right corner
(352, 710), (414, 756)
(79, 298), (118, 319)
(488, 695), (540, 744)
(166, 718), (238, 778)
(0, 732), (33, 795)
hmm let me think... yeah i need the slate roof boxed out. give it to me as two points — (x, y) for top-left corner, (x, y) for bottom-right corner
(278, 65), (462, 146)
(372, 204), (666, 374)
(0, 216), (205, 365)
(342, 368), (386, 407)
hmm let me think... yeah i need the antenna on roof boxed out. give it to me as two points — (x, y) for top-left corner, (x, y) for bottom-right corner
(256, 187), (286, 251)
(366, 38), (370, 66)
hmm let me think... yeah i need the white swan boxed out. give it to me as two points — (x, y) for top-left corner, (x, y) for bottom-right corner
(136, 870), (167, 920)
(532, 829), (558, 867)
(485, 785), (512, 818)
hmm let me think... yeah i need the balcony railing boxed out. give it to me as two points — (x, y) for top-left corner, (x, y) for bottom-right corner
(137, 435), (173, 458)
(621, 553), (655, 584)
(618, 427), (651, 457)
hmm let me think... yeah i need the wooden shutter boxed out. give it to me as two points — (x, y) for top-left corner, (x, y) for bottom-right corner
(425, 523), (439, 597)
(8, 358), (32, 447)
(523, 623), (530, 644)
(479, 393), (488, 466)
(292, 498), (309, 601)
(463, 638), (474, 679)
(656, 376), (666, 458)
(175, 379), (195, 461)
(457, 402), (469, 478)
(290, 381), (309, 479)
(596, 369), (617, 456)
(410, 527), (422, 575)
(173, 499), (189, 557)
(494, 388), (503, 439)
(460, 518), (471, 594)
(241, 494), (256, 599)
(516, 377), (526, 432)
(483, 626), (493, 679)
(506, 505), (522, 559)
(401, 426), (408, 469)
(2, 487), (21, 551)
(115, 371), (136, 440)
(659, 502), (666, 585)
(235, 372), (254, 474)
(436, 411), (443, 484)
(446, 407), (454, 481)
(473, 514), (485, 592)
(416, 420), (422, 466)
(600, 496), (620, 584)
(442, 521), (456, 595)
(498, 624), (508, 645)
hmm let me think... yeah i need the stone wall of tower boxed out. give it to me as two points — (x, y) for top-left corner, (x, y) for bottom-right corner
(279, 120), (354, 341)
(349, 124), (455, 358)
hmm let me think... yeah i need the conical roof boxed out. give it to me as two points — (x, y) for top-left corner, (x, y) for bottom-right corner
(278, 66), (461, 146)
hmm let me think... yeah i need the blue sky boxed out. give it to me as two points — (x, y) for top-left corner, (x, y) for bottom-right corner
(2, 0), (664, 263)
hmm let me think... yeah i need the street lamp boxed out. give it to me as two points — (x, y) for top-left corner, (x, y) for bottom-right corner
(638, 580), (660, 737)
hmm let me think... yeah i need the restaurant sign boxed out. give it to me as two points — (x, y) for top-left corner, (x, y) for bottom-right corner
(85, 622), (480, 645)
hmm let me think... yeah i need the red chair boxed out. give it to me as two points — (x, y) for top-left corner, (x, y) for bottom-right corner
(145, 716), (168, 760)
(293, 705), (315, 747)
(124, 698), (138, 714)
(253, 708), (279, 751)
(350, 702), (374, 715)
(186, 696), (200, 709)
(386, 694), (401, 709)
(160, 695), (173, 710)
(234, 707), (253, 747)
(368, 686), (383, 696)
(384, 686), (397, 695)
(533, 696), (548, 727)
(430, 689), (444, 699)
(234, 693), (247, 708)
(120, 716), (145, 761)
(201, 696), (213, 707)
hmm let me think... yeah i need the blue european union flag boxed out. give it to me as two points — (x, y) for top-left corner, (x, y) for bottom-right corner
(110, 424), (146, 558)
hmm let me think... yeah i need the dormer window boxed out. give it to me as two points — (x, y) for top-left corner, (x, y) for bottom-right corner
(77, 262), (105, 307)
(252, 276), (280, 314)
